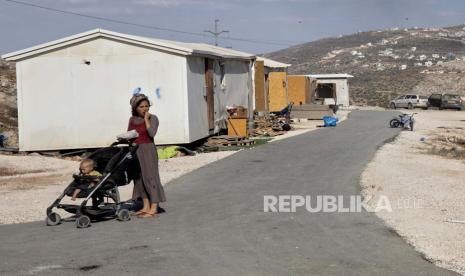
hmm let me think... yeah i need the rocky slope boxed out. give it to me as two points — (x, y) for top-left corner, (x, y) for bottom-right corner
(266, 25), (465, 106)
(0, 58), (17, 147)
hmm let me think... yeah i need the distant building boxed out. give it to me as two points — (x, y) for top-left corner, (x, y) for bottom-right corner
(286, 74), (353, 108)
(307, 74), (353, 107)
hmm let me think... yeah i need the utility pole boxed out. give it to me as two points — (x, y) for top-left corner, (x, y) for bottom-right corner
(204, 19), (229, 46)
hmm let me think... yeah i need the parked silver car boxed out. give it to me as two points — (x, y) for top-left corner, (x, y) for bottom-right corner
(389, 94), (428, 109)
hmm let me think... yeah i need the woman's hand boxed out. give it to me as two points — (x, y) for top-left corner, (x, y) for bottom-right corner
(144, 112), (151, 121)
(144, 112), (151, 130)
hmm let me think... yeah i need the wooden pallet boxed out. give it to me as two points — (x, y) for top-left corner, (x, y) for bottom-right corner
(209, 135), (247, 141)
(207, 135), (255, 147)
(218, 139), (255, 147)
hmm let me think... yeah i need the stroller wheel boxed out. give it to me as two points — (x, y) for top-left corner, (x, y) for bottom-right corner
(45, 212), (61, 226)
(116, 209), (131, 221)
(76, 215), (91, 228)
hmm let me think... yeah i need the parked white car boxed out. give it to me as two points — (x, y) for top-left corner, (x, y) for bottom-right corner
(389, 94), (428, 109)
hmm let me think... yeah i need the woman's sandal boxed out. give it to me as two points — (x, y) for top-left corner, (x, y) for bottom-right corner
(132, 210), (147, 216)
(137, 212), (157, 218)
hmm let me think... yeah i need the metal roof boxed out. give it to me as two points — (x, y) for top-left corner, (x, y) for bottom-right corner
(2, 29), (255, 61)
(307, 74), (354, 79)
(256, 57), (291, 68)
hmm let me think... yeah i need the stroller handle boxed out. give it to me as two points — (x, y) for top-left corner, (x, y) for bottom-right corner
(111, 139), (139, 154)
(112, 138), (135, 146)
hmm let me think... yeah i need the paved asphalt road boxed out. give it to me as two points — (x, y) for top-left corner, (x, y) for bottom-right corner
(0, 111), (458, 275)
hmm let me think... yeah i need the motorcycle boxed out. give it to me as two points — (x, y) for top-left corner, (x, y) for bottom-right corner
(389, 113), (416, 131)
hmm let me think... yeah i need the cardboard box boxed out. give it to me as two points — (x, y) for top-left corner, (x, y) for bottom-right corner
(228, 118), (248, 137)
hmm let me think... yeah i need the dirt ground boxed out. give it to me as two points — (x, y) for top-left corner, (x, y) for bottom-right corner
(361, 109), (465, 275)
(0, 151), (237, 224)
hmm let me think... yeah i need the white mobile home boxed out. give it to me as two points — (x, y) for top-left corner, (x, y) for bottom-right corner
(2, 29), (255, 151)
(307, 74), (353, 107)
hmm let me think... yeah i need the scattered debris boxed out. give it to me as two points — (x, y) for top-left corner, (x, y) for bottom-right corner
(251, 116), (287, 137)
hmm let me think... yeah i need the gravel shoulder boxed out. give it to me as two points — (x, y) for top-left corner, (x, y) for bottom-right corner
(361, 110), (465, 275)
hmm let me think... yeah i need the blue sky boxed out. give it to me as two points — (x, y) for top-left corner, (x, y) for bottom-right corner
(1, 0), (465, 55)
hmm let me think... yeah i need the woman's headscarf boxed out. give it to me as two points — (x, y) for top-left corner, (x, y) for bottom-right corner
(130, 93), (149, 109)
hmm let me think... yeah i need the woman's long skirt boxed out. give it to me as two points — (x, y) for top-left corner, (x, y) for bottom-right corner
(132, 143), (166, 203)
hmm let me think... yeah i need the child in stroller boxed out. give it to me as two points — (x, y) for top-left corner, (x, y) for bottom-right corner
(46, 137), (140, 228)
(70, 159), (102, 201)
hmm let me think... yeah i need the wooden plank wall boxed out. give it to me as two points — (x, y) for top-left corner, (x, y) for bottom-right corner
(254, 61), (266, 112)
(268, 72), (288, 112)
(288, 75), (310, 105)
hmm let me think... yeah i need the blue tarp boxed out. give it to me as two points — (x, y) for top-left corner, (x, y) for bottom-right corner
(323, 116), (338, 127)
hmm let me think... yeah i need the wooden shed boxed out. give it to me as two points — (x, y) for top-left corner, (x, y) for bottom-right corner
(254, 57), (291, 112)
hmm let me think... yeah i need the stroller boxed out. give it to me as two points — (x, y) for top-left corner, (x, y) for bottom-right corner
(46, 137), (140, 228)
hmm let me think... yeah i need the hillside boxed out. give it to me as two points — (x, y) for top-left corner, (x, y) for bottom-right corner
(266, 25), (465, 106)
(0, 58), (17, 147)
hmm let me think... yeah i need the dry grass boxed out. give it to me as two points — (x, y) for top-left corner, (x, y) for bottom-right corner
(423, 127), (465, 159)
(0, 167), (17, 176)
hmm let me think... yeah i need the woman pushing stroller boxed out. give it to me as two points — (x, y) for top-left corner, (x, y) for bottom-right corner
(127, 93), (166, 218)
(45, 92), (165, 227)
